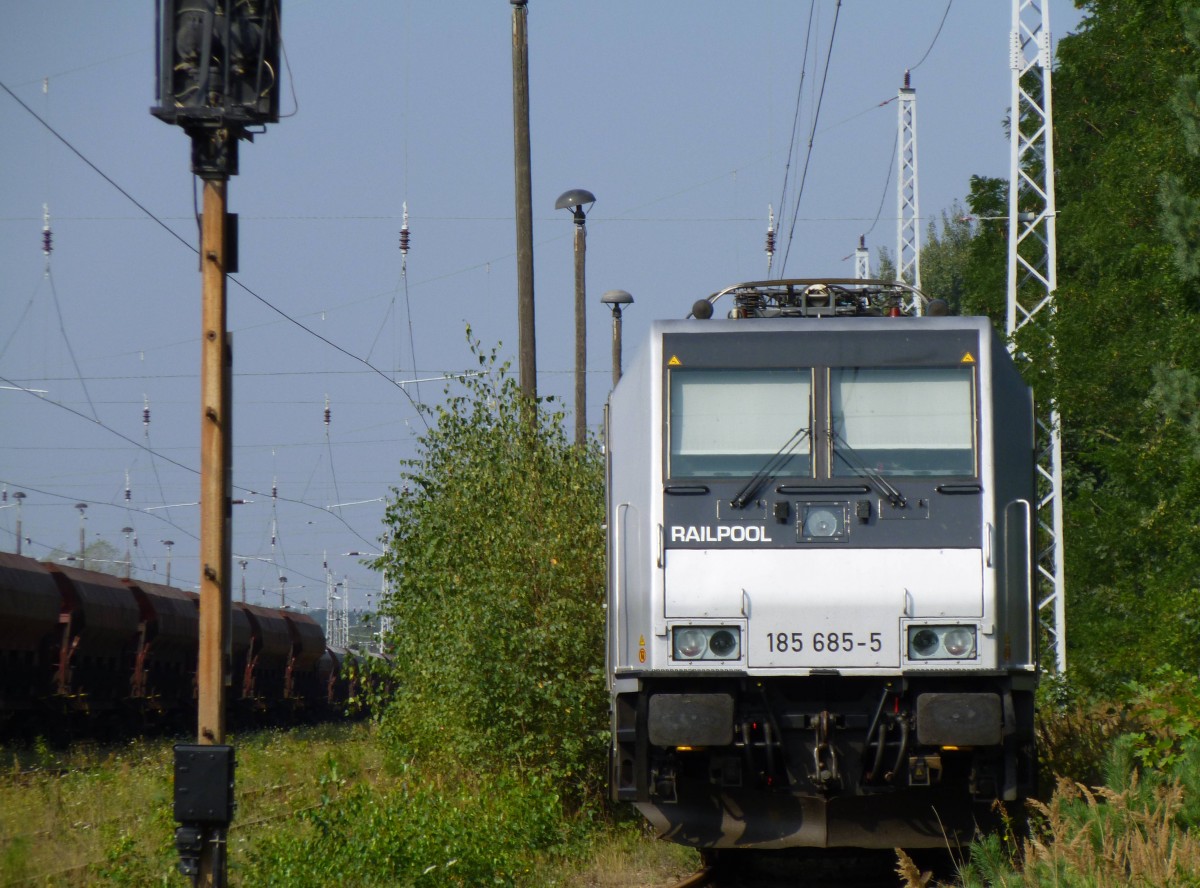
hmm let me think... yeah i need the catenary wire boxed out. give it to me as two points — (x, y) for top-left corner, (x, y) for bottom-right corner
(0, 372), (380, 550)
(773, 0), (817, 274)
(0, 78), (429, 430)
(779, 0), (842, 276)
(910, 0), (955, 72)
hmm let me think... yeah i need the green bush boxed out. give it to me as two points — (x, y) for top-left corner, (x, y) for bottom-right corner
(372, 334), (608, 804)
(1124, 666), (1200, 772)
(244, 765), (586, 886)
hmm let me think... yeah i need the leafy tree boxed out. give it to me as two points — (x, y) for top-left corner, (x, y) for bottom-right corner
(46, 539), (123, 576)
(973, 0), (1200, 690)
(958, 175), (1009, 323)
(374, 333), (607, 803)
(919, 202), (974, 312)
(1158, 6), (1200, 283)
(874, 246), (896, 282)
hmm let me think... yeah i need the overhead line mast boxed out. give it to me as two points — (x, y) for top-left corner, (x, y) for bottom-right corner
(854, 235), (870, 280)
(896, 70), (922, 309)
(1007, 0), (1065, 673)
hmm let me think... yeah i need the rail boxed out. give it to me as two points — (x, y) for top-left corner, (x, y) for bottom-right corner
(667, 866), (716, 888)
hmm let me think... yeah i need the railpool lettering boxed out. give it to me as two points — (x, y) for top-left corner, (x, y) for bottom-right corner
(669, 525), (773, 543)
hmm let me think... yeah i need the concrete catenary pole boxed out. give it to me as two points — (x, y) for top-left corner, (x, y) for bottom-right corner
(511, 0), (537, 402)
(556, 189), (596, 444)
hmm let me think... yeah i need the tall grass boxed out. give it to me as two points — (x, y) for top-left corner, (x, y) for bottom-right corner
(947, 738), (1200, 887)
(0, 722), (614, 887)
(0, 723), (387, 887)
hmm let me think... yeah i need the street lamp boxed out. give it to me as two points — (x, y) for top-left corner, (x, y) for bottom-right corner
(162, 540), (176, 587)
(12, 491), (26, 556)
(121, 527), (135, 579)
(555, 188), (596, 445)
(74, 503), (88, 564)
(600, 289), (634, 387)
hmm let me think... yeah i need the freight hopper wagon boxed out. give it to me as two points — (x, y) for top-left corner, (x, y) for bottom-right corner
(605, 280), (1038, 850)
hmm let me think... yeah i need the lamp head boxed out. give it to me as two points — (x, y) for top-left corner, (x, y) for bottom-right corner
(555, 188), (596, 222)
(601, 289), (633, 316)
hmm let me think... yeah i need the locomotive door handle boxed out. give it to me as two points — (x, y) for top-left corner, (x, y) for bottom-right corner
(657, 523), (664, 568)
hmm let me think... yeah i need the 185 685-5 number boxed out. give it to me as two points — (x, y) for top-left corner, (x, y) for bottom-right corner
(765, 630), (883, 654)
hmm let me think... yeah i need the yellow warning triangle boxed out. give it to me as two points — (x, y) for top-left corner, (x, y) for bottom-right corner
(668, 355), (682, 366)
(961, 351), (976, 364)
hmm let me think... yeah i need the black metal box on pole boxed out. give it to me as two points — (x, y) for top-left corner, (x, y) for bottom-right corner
(153, 0), (281, 130)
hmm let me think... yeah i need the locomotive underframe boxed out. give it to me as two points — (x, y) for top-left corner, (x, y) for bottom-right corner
(612, 673), (1036, 849)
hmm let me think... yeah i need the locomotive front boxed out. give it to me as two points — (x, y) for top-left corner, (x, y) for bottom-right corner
(605, 281), (1037, 849)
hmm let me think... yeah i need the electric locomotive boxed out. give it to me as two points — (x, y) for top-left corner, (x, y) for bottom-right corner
(605, 280), (1037, 849)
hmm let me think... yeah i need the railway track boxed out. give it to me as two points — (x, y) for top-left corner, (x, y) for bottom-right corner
(668, 866), (717, 888)
(665, 848), (952, 888)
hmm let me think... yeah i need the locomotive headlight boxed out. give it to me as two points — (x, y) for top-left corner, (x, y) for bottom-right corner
(674, 628), (707, 659)
(804, 508), (840, 537)
(907, 625), (978, 660)
(709, 629), (738, 658)
(943, 627), (975, 657)
(910, 628), (940, 657)
(672, 626), (742, 661)
(800, 503), (848, 542)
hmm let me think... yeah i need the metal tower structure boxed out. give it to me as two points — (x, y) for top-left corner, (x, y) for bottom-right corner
(1007, 0), (1066, 673)
(896, 71), (922, 303)
(854, 235), (870, 279)
(378, 573), (392, 655)
(324, 556), (346, 649)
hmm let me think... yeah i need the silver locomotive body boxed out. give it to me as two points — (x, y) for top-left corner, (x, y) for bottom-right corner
(606, 288), (1036, 849)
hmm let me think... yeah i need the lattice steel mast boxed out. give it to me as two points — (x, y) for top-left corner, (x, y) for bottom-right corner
(854, 235), (870, 280)
(896, 71), (922, 307)
(1007, 0), (1066, 673)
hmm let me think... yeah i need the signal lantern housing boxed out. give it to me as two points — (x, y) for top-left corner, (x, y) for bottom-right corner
(152, 0), (281, 129)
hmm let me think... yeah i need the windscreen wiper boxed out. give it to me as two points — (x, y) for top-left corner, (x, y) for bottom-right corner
(730, 426), (811, 509)
(828, 428), (906, 508)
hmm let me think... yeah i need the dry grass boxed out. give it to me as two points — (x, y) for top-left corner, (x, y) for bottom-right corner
(1036, 698), (1133, 787)
(896, 848), (933, 887)
(952, 765), (1200, 888)
(1020, 774), (1200, 886)
(553, 825), (700, 888)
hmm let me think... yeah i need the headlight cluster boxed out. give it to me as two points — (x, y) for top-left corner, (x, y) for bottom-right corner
(907, 625), (977, 660)
(672, 626), (741, 661)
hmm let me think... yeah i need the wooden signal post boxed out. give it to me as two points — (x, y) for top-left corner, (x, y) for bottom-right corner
(152, 3), (281, 884)
(198, 163), (231, 752)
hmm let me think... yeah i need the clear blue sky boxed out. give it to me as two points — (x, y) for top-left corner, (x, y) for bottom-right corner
(0, 1), (1084, 610)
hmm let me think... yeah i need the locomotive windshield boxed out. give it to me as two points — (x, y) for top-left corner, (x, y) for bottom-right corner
(830, 367), (976, 477)
(669, 369), (812, 478)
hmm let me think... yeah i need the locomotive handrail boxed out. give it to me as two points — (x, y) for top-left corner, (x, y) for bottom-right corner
(613, 502), (628, 674)
(1005, 497), (1036, 669)
(1016, 498), (1035, 669)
